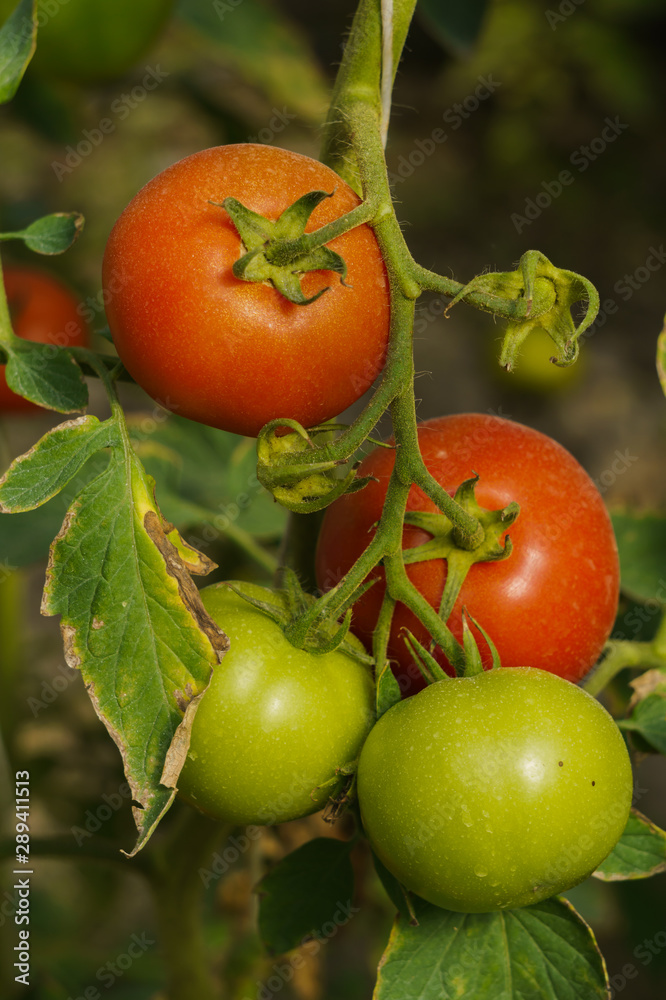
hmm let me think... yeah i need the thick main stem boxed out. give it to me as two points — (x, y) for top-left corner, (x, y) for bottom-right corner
(320, 0), (418, 191)
(147, 807), (231, 1000)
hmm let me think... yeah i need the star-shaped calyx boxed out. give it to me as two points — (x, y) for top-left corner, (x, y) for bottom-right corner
(218, 190), (349, 305)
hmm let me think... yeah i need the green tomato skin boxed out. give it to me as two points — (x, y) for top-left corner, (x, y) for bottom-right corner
(357, 668), (633, 913)
(178, 582), (375, 826)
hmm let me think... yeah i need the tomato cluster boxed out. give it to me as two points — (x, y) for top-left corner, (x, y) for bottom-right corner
(173, 420), (627, 912)
(99, 144), (629, 916)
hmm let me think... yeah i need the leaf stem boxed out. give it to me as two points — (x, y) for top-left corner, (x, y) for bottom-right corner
(583, 637), (666, 697)
(409, 263), (533, 319)
(0, 254), (18, 353)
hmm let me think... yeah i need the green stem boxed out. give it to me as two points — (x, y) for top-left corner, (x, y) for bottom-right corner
(387, 372), (483, 549)
(147, 806), (231, 1000)
(223, 520), (279, 576)
(276, 510), (325, 592)
(264, 200), (375, 265)
(0, 254), (18, 354)
(583, 638), (666, 698)
(410, 263), (533, 320)
(281, 3), (489, 651)
(651, 609), (666, 660)
(285, 527), (387, 647)
(320, 0), (418, 191)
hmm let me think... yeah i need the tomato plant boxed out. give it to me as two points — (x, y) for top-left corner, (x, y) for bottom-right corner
(316, 413), (620, 694)
(177, 581), (375, 825)
(0, 0), (174, 84)
(357, 667), (633, 913)
(4, 0), (666, 998)
(102, 143), (390, 438)
(0, 264), (88, 411)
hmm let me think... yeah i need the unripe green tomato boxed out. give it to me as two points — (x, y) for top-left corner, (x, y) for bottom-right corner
(496, 328), (584, 393)
(178, 582), (375, 826)
(0, 0), (173, 84)
(357, 668), (632, 913)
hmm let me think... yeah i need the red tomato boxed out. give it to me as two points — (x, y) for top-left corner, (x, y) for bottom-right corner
(101, 144), (390, 437)
(315, 413), (620, 694)
(0, 266), (89, 412)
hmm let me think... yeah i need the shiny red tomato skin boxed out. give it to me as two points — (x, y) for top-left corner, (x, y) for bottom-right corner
(315, 413), (620, 694)
(102, 144), (390, 437)
(0, 266), (89, 412)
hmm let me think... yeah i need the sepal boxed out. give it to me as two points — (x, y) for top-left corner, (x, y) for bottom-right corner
(257, 419), (372, 513)
(220, 189), (348, 305)
(445, 250), (599, 372)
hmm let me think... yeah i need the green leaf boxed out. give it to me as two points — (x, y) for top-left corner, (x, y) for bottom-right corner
(3, 340), (88, 411)
(374, 895), (608, 1000)
(0, 0), (35, 104)
(594, 809), (666, 881)
(257, 837), (355, 955)
(176, 0), (329, 125)
(15, 415), (229, 854)
(0, 211), (84, 254)
(0, 419), (107, 567)
(417, 0), (490, 56)
(373, 851), (411, 916)
(618, 690), (666, 754)
(0, 416), (113, 512)
(611, 509), (666, 605)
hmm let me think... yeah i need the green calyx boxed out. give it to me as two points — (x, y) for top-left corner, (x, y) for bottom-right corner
(444, 250), (599, 372)
(256, 419), (372, 513)
(228, 568), (373, 664)
(401, 475), (518, 673)
(220, 190), (349, 305)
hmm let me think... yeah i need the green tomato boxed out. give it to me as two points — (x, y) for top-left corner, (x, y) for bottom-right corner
(495, 327), (584, 393)
(357, 667), (632, 913)
(178, 582), (375, 826)
(0, 0), (173, 84)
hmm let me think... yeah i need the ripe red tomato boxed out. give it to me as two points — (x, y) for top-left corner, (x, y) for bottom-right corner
(315, 413), (620, 694)
(102, 144), (390, 438)
(0, 266), (89, 412)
